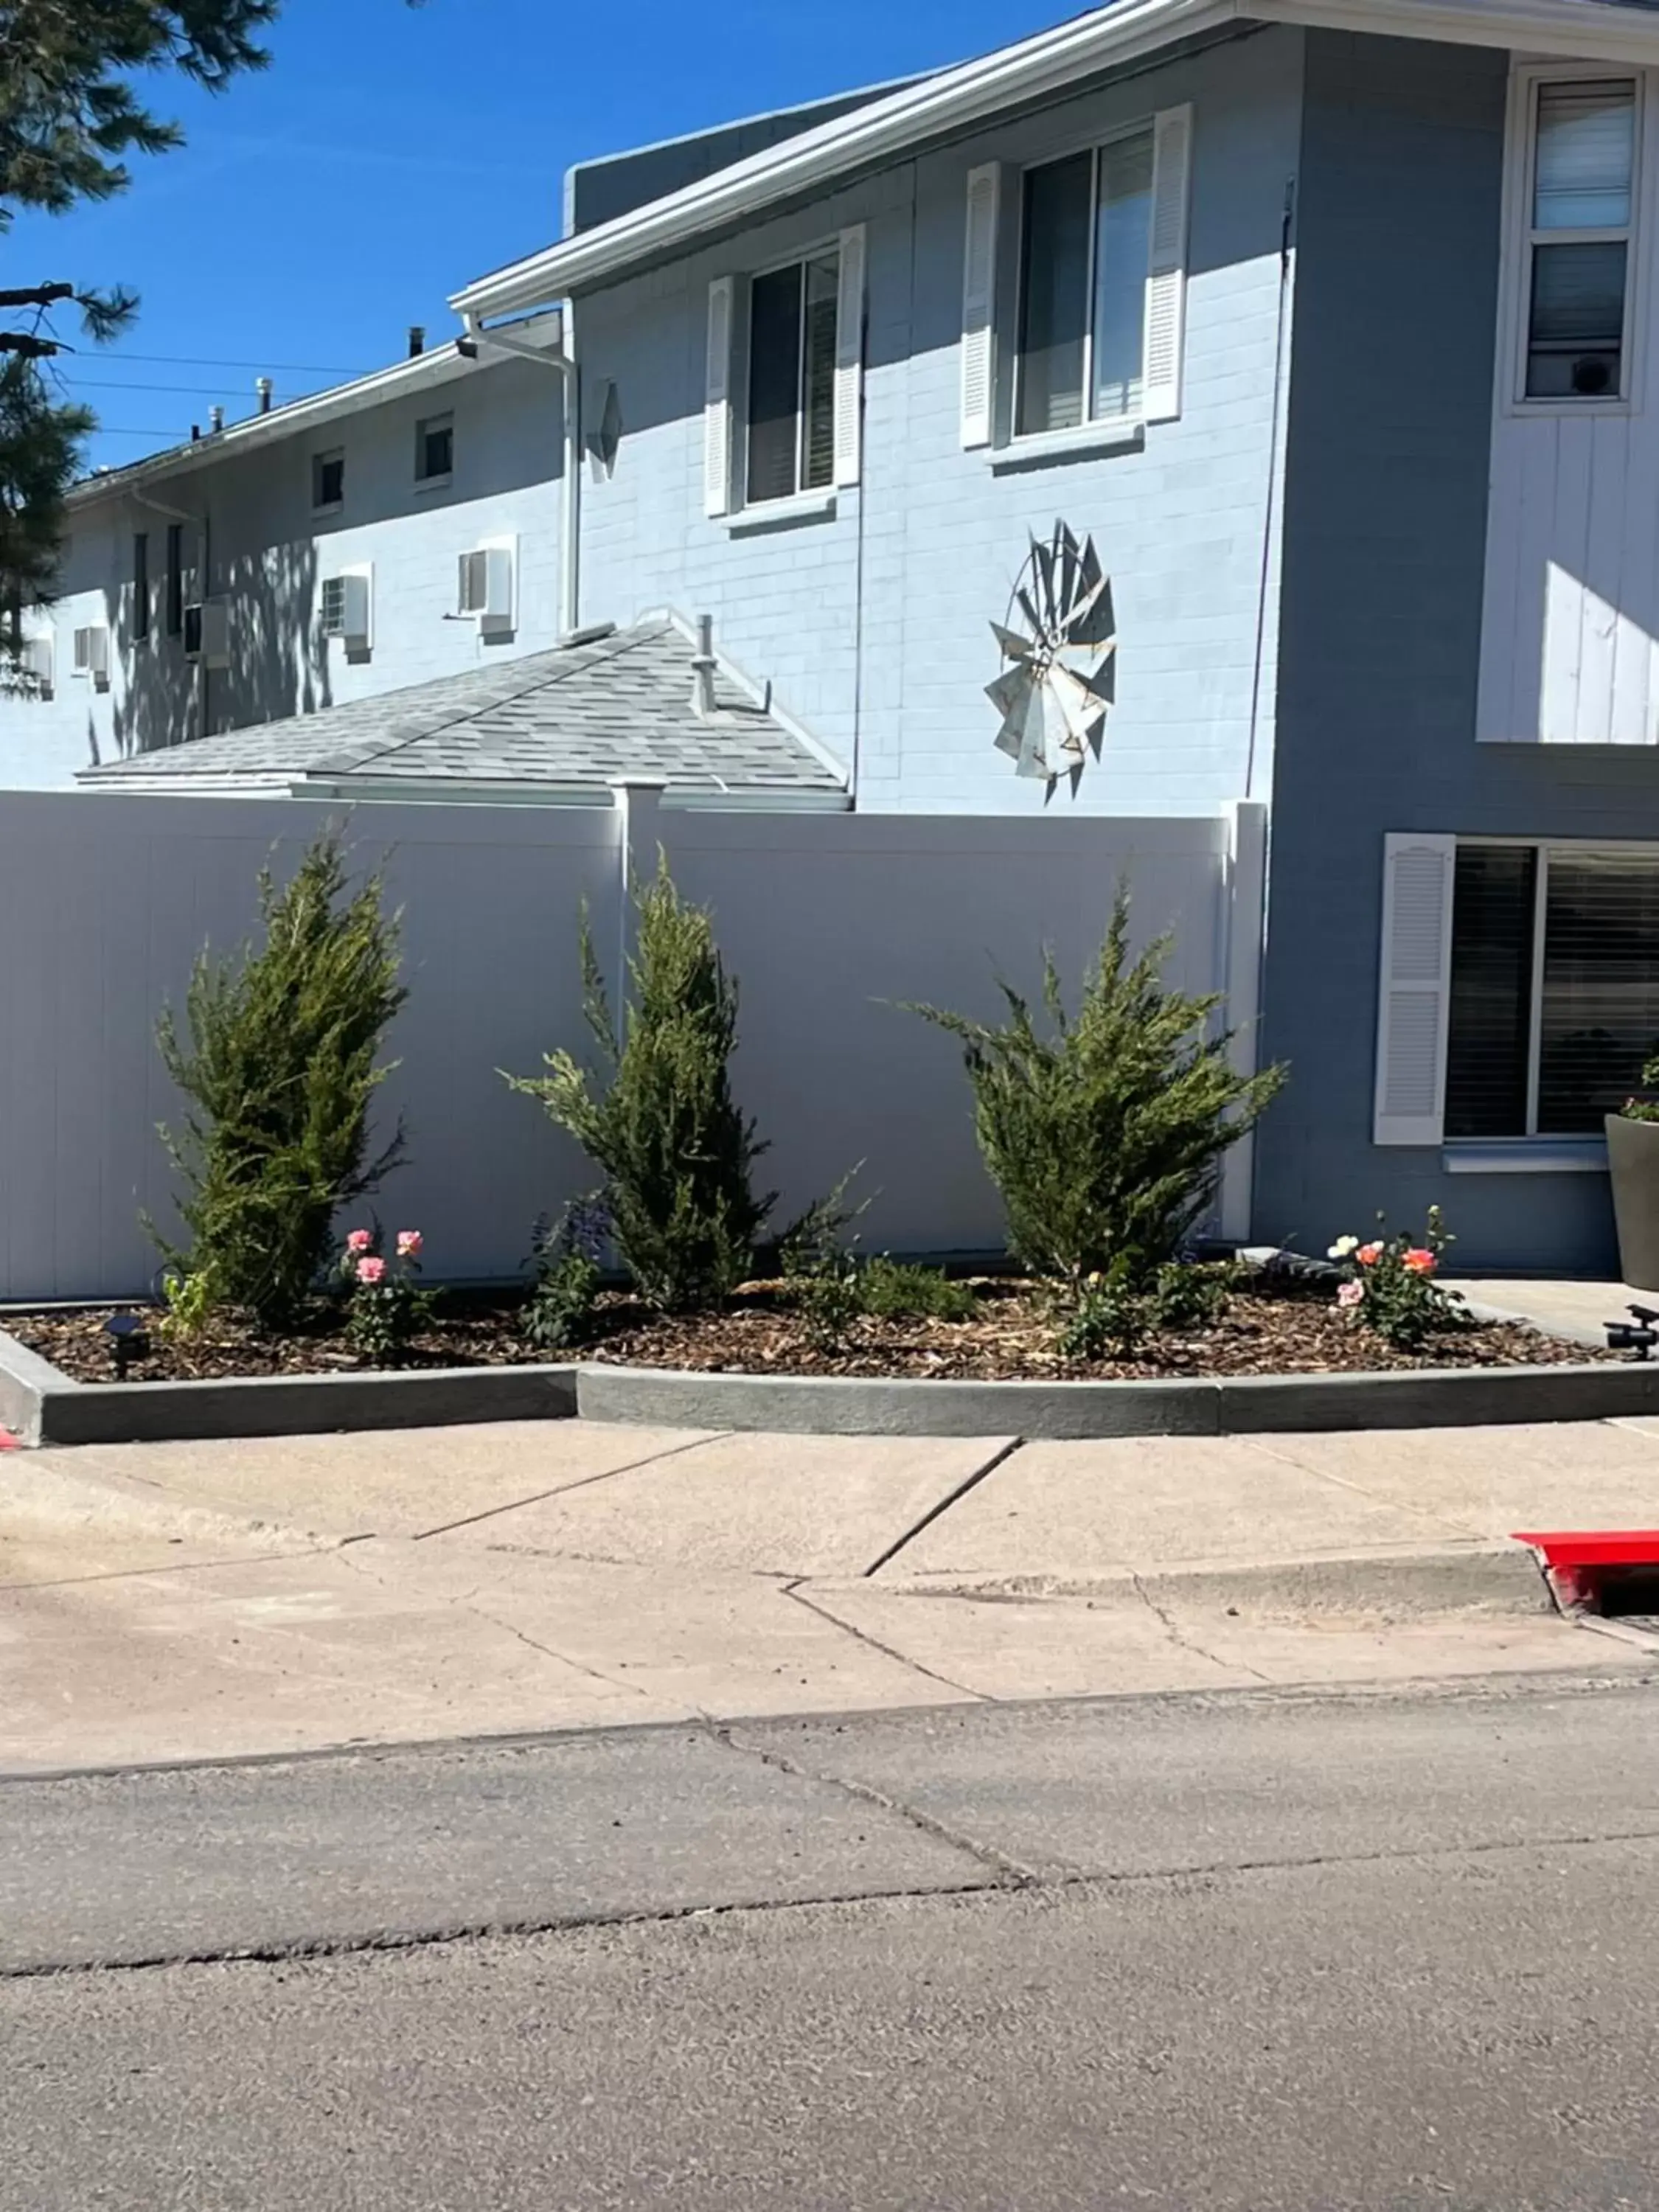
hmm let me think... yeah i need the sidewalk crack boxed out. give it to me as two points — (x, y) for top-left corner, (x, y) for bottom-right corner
(863, 1437), (1025, 1579)
(782, 1580), (987, 1703)
(412, 1433), (731, 1542)
(1129, 1571), (1270, 1685)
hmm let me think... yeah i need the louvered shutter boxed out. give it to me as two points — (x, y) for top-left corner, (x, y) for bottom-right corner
(705, 275), (736, 518)
(832, 225), (866, 489)
(1374, 834), (1457, 1146)
(1143, 105), (1192, 425)
(960, 162), (1001, 448)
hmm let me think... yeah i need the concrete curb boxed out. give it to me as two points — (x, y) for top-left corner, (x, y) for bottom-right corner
(572, 1358), (1659, 1438)
(881, 1545), (1557, 1619)
(0, 1329), (577, 1447)
(2, 1324), (1656, 1447)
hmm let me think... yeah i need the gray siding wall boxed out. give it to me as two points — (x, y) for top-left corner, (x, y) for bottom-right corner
(566, 81), (925, 234)
(1, 355), (563, 784)
(1257, 31), (1659, 1273)
(573, 26), (1302, 814)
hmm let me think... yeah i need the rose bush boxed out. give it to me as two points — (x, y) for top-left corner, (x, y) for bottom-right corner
(1326, 1206), (1467, 1352)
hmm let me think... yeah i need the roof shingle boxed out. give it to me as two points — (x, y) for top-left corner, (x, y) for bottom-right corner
(79, 619), (846, 799)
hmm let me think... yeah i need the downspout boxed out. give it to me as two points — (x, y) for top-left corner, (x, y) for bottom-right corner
(461, 311), (579, 639)
(129, 481), (207, 745)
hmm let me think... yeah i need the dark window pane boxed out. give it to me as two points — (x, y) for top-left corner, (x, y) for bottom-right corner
(165, 524), (184, 636)
(1538, 852), (1659, 1132)
(746, 263), (803, 504)
(802, 253), (838, 492)
(1446, 846), (1537, 1138)
(417, 417), (452, 480)
(313, 451), (344, 508)
(1527, 240), (1626, 397)
(132, 532), (149, 641)
(1017, 152), (1091, 436)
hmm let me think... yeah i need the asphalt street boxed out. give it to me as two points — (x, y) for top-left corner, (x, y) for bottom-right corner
(6, 1672), (1659, 2210)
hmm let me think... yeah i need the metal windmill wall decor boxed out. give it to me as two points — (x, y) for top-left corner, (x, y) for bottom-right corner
(986, 520), (1116, 790)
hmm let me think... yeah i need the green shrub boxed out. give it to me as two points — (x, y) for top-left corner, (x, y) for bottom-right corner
(153, 830), (406, 1330)
(506, 858), (773, 1312)
(1054, 1257), (1236, 1363)
(907, 890), (1284, 1287)
(859, 1256), (974, 1324)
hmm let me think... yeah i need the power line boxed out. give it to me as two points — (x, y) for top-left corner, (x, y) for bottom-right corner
(63, 378), (316, 396)
(82, 350), (372, 373)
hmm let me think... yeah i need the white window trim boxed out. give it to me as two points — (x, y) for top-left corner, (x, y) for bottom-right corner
(1009, 114), (1158, 451)
(990, 419), (1145, 472)
(729, 234), (847, 521)
(1497, 60), (1648, 421)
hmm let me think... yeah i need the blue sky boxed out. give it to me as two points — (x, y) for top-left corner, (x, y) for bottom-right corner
(6, 0), (1065, 470)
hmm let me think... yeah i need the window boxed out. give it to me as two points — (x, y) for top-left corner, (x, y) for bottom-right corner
(132, 531), (149, 641)
(1446, 844), (1659, 1135)
(312, 448), (344, 511)
(1016, 128), (1155, 437)
(745, 251), (839, 505)
(165, 523), (184, 637)
(415, 414), (453, 484)
(1520, 77), (1638, 400)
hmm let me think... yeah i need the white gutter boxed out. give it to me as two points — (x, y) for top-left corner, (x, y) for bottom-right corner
(450, 0), (1659, 319)
(459, 313), (580, 639)
(451, 0), (1240, 317)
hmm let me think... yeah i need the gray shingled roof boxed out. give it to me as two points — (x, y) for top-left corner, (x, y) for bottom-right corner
(78, 619), (848, 800)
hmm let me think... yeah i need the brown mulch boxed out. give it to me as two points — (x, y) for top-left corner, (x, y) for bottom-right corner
(4, 1276), (1613, 1387)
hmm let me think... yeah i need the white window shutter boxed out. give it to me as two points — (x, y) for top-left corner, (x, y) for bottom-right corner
(1374, 834), (1457, 1147)
(704, 275), (736, 518)
(833, 224), (866, 489)
(960, 162), (1001, 449)
(1143, 105), (1192, 425)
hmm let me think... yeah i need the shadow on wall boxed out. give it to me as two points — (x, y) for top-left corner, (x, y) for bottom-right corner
(101, 534), (329, 761)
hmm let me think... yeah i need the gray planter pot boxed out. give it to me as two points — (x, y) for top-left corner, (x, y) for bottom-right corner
(1605, 1112), (1659, 1290)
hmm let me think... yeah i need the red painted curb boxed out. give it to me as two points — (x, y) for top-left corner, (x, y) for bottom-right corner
(1513, 1529), (1659, 1606)
(0, 1428), (18, 1451)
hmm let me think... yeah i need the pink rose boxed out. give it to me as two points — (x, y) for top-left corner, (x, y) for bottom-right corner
(396, 1230), (422, 1259)
(1402, 1248), (1436, 1276)
(346, 1228), (373, 1254)
(1356, 1242), (1384, 1267)
(355, 1255), (387, 1284)
(1337, 1279), (1364, 1309)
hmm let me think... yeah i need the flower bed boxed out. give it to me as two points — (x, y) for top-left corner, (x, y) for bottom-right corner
(6, 1274), (1604, 1388)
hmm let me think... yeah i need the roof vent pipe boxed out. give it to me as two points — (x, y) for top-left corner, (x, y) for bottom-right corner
(209, 404), (224, 434)
(408, 325), (425, 358)
(690, 614), (717, 720)
(255, 377), (273, 414)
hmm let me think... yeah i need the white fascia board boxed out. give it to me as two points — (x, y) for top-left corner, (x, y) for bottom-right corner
(1251, 0), (1659, 60)
(68, 312), (563, 513)
(451, 0), (1659, 320)
(450, 0), (1240, 317)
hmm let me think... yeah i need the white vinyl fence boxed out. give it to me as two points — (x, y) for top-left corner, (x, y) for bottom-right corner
(0, 785), (1264, 1300)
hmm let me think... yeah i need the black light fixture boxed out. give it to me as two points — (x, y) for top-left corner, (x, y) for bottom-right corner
(104, 1310), (150, 1379)
(1607, 1302), (1659, 1360)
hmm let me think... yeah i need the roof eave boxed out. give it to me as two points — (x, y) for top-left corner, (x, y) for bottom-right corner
(450, 0), (1659, 321)
(450, 0), (1242, 319)
(67, 311), (563, 511)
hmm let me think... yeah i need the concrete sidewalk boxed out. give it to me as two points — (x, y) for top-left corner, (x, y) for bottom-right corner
(5, 1416), (1659, 1773)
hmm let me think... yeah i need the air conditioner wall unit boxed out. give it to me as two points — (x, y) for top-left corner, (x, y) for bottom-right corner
(183, 599), (231, 667)
(72, 625), (109, 681)
(21, 635), (55, 695)
(456, 539), (516, 632)
(319, 568), (372, 648)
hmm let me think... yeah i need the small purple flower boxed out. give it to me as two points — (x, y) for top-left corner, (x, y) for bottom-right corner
(563, 1195), (611, 1266)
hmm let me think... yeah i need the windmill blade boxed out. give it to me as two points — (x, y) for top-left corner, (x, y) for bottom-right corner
(990, 621), (1037, 662)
